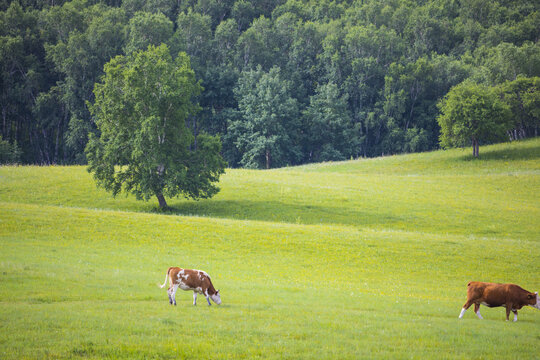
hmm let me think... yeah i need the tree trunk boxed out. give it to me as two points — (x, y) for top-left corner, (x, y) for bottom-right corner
(265, 149), (270, 169)
(472, 138), (479, 158)
(156, 192), (168, 210)
(2, 107), (6, 138)
(54, 121), (61, 164)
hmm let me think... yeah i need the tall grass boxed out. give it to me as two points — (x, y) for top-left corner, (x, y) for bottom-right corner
(1, 139), (539, 358)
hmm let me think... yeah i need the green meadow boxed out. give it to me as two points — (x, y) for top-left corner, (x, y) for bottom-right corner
(1, 139), (539, 359)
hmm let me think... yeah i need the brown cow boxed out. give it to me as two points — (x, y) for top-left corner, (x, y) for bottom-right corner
(459, 281), (539, 321)
(159, 267), (221, 306)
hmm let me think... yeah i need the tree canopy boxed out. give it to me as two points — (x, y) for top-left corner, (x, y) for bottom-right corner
(86, 44), (225, 208)
(1, 0), (540, 166)
(437, 81), (512, 157)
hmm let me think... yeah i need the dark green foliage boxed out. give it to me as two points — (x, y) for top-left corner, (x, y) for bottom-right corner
(43, 3), (128, 163)
(231, 66), (300, 169)
(125, 11), (172, 55)
(2, 0), (540, 165)
(302, 82), (357, 162)
(499, 77), (540, 138)
(0, 2), (50, 163)
(122, 0), (179, 20)
(0, 135), (21, 164)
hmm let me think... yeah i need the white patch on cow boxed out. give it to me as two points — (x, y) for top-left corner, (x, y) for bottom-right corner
(480, 302), (489, 307)
(181, 274), (189, 280)
(513, 313), (518, 322)
(459, 308), (467, 319)
(193, 292), (197, 305)
(177, 270), (185, 279)
(178, 280), (191, 291)
(196, 287), (203, 294)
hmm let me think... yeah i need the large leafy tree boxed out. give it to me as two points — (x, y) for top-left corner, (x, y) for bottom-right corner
(86, 44), (226, 209)
(437, 81), (511, 157)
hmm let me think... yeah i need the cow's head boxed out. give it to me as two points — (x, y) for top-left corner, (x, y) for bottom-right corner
(211, 290), (221, 305)
(529, 292), (540, 309)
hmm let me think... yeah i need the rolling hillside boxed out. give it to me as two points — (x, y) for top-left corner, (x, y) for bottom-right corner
(1, 139), (539, 359)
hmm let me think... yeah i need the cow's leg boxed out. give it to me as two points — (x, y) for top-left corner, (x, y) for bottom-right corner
(171, 284), (179, 306)
(474, 303), (483, 319)
(512, 310), (518, 322)
(205, 289), (211, 306)
(505, 304), (512, 321)
(167, 287), (173, 305)
(459, 300), (473, 318)
(193, 292), (197, 306)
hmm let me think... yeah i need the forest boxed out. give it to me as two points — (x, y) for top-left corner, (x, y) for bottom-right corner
(1, 0), (539, 167)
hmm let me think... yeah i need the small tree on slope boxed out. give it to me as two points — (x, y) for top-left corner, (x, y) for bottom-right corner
(437, 81), (511, 157)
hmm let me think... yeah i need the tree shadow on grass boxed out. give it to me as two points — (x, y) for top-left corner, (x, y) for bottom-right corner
(457, 142), (540, 162)
(157, 198), (409, 229)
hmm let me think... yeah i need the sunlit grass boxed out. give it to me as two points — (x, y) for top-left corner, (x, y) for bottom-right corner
(0, 139), (539, 358)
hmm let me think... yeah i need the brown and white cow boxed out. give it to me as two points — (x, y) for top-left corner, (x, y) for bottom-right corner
(459, 281), (539, 321)
(159, 267), (221, 306)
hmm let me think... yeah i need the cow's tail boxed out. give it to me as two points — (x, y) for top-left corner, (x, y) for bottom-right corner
(158, 267), (172, 289)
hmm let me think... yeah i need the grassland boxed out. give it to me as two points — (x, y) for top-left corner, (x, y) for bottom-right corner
(1, 139), (539, 359)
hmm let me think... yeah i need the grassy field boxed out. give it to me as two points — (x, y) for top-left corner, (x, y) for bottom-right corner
(1, 139), (539, 359)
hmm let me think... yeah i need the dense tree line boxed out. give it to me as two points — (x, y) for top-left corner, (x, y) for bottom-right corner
(1, 0), (539, 166)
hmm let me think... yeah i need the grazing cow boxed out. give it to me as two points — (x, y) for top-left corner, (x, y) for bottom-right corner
(459, 281), (540, 321)
(159, 267), (221, 306)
